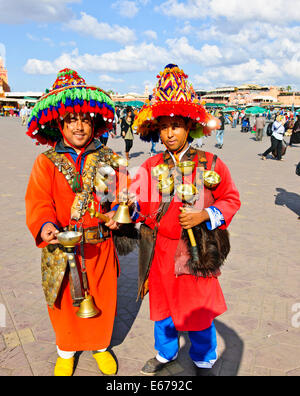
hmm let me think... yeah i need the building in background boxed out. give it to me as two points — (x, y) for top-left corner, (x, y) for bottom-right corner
(0, 57), (10, 96)
(196, 84), (300, 109)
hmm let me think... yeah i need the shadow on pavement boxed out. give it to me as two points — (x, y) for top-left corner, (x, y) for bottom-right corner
(110, 251), (142, 348)
(179, 318), (244, 376)
(275, 187), (300, 217)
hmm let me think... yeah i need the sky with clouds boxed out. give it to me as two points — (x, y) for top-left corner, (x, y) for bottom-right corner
(1, 0), (300, 94)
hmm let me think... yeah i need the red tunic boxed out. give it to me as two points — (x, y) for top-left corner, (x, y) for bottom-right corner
(132, 150), (241, 331)
(25, 150), (129, 351)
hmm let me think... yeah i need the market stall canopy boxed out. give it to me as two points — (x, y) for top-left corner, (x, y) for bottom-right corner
(205, 103), (226, 108)
(114, 100), (145, 107)
(245, 106), (266, 115)
(223, 107), (237, 112)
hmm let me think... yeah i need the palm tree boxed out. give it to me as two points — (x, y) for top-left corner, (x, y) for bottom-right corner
(286, 85), (292, 92)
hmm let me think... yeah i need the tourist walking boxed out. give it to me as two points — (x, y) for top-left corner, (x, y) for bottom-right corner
(261, 116), (286, 161)
(255, 114), (266, 141)
(216, 111), (225, 149)
(121, 110), (134, 160)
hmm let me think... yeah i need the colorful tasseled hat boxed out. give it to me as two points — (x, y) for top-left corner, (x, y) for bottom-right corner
(27, 68), (115, 146)
(133, 64), (219, 142)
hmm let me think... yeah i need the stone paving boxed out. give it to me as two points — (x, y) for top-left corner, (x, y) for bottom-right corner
(0, 117), (300, 376)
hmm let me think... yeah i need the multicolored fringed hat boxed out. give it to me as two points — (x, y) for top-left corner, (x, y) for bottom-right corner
(27, 68), (115, 146)
(133, 64), (218, 142)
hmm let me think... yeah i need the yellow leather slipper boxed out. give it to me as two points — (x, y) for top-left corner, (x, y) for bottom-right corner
(93, 351), (117, 375)
(54, 357), (75, 376)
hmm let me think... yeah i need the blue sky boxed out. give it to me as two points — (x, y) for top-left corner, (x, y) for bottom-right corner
(1, 0), (300, 94)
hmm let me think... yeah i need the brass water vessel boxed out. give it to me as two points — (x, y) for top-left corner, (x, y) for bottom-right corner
(177, 161), (195, 176)
(111, 154), (128, 168)
(95, 173), (109, 194)
(57, 231), (83, 250)
(176, 184), (198, 203)
(157, 177), (174, 196)
(203, 171), (221, 189)
(152, 164), (170, 180)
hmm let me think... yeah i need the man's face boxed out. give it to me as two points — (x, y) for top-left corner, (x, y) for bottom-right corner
(158, 116), (189, 152)
(63, 113), (93, 149)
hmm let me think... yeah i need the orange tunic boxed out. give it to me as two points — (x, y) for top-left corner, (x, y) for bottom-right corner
(25, 148), (129, 351)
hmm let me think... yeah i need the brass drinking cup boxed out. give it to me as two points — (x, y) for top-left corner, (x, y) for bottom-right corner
(57, 231), (83, 249)
(176, 184), (198, 203)
(203, 171), (221, 189)
(157, 177), (174, 196)
(152, 164), (170, 180)
(177, 161), (195, 176)
(95, 173), (109, 194)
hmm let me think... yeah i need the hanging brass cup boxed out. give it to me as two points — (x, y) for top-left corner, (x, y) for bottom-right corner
(176, 184), (198, 203)
(95, 173), (109, 194)
(203, 171), (221, 189)
(97, 163), (116, 181)
(157, 177), (174, 196)
(176, 184), (199, 259)
(152, 164), (170, 180)
(111, 154), (128, 168)
(177, 161), (195, 176)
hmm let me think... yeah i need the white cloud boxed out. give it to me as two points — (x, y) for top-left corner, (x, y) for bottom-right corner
(192, 74), (213, 89)
(156, 0), (300, 24)
(0, 0), (81, 24)
(65, 12), (136, 45)
(166, 37), (222, 66)
(155, 0), (208, 19)
(143, 30), (158, 40)
(26, 33), (55, 47)
(112, 0), (150, 18)
(112, 1), (139, 18)
(99, 74), (125, 83)
(23, 37), (224, 77)
(60, 41), (77, 47)
(23, 44), (169, 75)
(283, 55), (300, 81)
(203, 59), (283, 86)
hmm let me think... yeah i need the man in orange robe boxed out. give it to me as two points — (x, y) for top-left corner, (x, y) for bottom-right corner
(25, 69), (131, 376)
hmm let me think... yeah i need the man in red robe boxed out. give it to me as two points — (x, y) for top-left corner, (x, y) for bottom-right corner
(25, 69), (131, 376)
(131, 65), (241, 375)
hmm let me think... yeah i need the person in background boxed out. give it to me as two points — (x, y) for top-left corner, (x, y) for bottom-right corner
(216, 111), (225, 149)
(121, 110), (134, 160)
(255, 114), (266, 141)
(289, 114), (300, 147)
(261, 115), (286, 161)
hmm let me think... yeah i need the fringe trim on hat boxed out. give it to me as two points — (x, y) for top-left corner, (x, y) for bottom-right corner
(133, 101), (216, 141)
(26, 86), (115, 146)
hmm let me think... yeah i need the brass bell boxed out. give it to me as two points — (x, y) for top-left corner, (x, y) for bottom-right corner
(112, 202), (132, 224)
(76, 292), (100, 319)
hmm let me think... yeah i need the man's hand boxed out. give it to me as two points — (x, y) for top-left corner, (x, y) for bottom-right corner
(104, 211), (120, 230)
(41, 223), (59, 244)
(179, 207), (210, 229)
